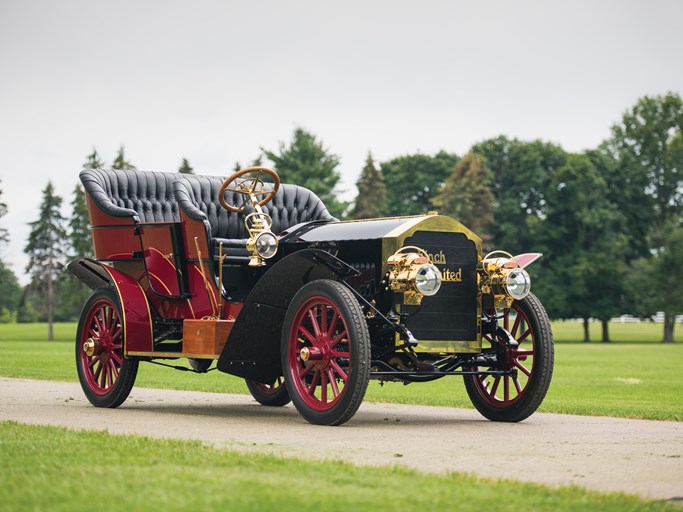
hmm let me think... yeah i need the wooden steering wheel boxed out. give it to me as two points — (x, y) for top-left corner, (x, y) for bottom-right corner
(218, 166), (281, 213)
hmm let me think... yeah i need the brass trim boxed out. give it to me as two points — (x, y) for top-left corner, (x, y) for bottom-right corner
(380, 215), (483, 351)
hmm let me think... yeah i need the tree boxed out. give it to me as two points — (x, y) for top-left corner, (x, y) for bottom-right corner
(0, 263), (20, 322)
(262, 128), (348, 218)
(58, 184), (92, 321)
(605, 92), (683, 339)
(352, 152), (386, 219)
(381, 151), (459, 217)
(84, 148), (105, 169)
(16, 286), (39, 323)
(111, 145), (136, 170)
(24, 182), (68, 339)
(0, 178), (20, 322)
(534, 153), (628, 341)
(628, 222), (683, 343)
(472, 137), (566, 252)
(607, 92), (683, 224)
(178, 158), (194, 174)
(431, 152), (494, 235)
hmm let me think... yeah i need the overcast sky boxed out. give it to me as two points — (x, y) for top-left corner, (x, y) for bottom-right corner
(1, 0), (682, 284)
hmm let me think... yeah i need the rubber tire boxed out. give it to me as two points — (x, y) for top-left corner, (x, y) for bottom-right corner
(245, 378), (291, 407)
(464, 292), (554, 422)
(282, 279), (370, 426)
(76, 286), (139, 408)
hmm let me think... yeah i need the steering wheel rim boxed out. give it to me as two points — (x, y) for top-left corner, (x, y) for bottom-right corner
(218, 166), (281, 213)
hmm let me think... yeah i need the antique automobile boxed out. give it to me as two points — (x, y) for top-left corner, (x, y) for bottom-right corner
(68, 166), (554, 426)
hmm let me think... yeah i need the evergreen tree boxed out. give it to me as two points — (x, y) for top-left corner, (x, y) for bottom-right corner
(262, 128), (348, 218)
(69, 184), (91, 257)
(59, 184), (92, 320)
(352, 152), (386, 219)
(431, 152), (493, 235)
(24, 182), (68, 339)
(111, 145), (136, 170)
(381, 151), (459, 216)
(84, 148), (105, 169)
(178, 158), (194, 174)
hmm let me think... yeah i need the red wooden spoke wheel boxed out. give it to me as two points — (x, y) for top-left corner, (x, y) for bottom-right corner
(245, 376), (291, 407)
(464, 292), (554, 422)
(282, 280), (370, 426)
(76, 287), (138, 408)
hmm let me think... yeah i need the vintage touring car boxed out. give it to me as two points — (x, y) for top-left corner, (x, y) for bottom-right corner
(68, 166), (554, 426)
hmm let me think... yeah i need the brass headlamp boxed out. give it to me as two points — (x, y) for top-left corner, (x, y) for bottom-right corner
(479, 250), (531, 308)
(244, 210), (278, 267)
(387, 246), (442, 304)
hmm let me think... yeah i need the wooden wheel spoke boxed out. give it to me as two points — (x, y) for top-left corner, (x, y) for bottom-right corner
(320, 305), (328, 334)
(513, 375), (523, 394)
(327, 369), (340, 398)
(329, 360), (348, 382)
(298, 325), (316, 345)
(332, 330), (348, 346)
(490, 376), (501, 397)
(308, 309), (322, 338)
(111, 352), (123, 365)
(93, 360), (102, 379)
(504, 376), (510, 402)
(307, 369), (321, 396)
(514, 360), (532, 377)
(111, 325), (122, 342)
(300, 361), (316, 378)
(510, 313), (522, 337)
(320, 370), (328, 402)
(327, 311), (339, 338)
(517, 327), (532, 343)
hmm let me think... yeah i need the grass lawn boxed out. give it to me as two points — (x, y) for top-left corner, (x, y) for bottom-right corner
(1, 322), (681, 421)
(552, 320), (683, 343)
(0, 421), (676, 512)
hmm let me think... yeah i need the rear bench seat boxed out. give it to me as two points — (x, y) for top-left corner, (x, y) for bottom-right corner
(80, 168), (180, 223)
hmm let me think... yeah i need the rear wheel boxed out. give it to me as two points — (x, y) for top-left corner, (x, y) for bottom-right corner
(76, 286), (138, 408)
(282, 280), (370, 426)
(464, 292), (553, 422)
(245, 377), (291, 406)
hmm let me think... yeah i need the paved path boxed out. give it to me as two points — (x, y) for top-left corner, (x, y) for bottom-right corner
(1, 377), (681, 502)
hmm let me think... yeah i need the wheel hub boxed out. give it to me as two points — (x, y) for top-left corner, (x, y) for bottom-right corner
(83, 337), (100, 357)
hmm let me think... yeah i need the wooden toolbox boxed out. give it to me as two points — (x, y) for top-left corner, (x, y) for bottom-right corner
(182, 319), (234, 356)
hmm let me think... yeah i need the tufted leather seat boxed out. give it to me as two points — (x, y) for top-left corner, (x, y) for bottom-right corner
(173, 175), (336, 259)
(81, 168), (336, 264)
(80, 169), (179, 222)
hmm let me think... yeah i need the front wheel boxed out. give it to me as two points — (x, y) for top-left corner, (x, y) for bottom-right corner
(245, 377), (291, 407)
(282, 280), (370, 426)
(464, 292), (553, 422)
(76, 286), (138, 408)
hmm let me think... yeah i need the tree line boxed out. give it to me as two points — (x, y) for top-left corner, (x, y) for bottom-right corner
(0, 93), (680, 342)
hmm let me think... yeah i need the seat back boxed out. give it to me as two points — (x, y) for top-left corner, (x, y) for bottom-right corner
(80, 169), (179, 223)
(173, 175), (336, 239)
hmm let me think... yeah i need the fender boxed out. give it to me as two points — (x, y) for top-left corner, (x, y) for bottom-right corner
(217, 249), (359, 382)
(67, 258), (153, 354)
